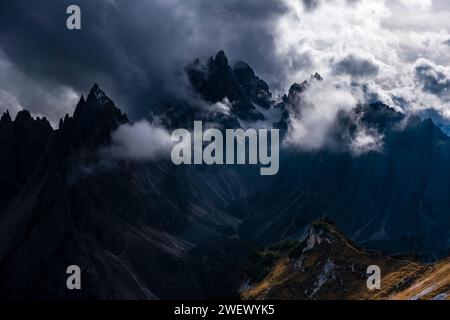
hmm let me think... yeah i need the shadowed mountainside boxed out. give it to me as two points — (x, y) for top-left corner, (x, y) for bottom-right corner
(0, 51), (449, 299)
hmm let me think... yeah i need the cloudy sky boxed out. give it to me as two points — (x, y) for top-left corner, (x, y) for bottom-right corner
(0, 0), (449, 126)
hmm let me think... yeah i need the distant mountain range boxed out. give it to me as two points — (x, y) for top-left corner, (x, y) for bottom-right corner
(0, 51), (448, 299)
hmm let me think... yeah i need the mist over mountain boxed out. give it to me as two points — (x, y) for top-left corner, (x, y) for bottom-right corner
(0, 50), (449, 299)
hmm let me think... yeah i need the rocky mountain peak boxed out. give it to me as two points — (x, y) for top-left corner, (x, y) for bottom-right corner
(311, 72), (323, 82)
(210, 50), (229, 68)
(283, 73), (322, 104)
(14, 109), (33, 124)
(73, 94), (86, 118)
(0, 110), (11, 124)
(289, 81), (308, 97)
(233, 61), (255, 77)
(341, 101), (406, 134)
(86, 83), (114, 108)
(57, 84), (129, 152)
(241, 218), (450, 300)
(186, 50), (265, 121)
(233, 61), (272, 108)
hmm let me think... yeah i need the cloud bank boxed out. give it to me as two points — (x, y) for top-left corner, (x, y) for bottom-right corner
(275, 0), (450, 117)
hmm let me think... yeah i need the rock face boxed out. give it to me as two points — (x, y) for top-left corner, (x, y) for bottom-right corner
(0, 52), (449, 299)
(0, 84), (251, 299)
(186, 51), (267, 121)
(241, 219), (450, 300)
(232, 61), (272, 109)
(152, 51), (273, 130)
(0, 110), (52, 205)
(58, 84), (129, 153)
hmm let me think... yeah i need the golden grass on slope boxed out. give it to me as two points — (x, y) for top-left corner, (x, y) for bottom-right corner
(241, 220), (450, 300)
(384, 259), (450, 300)
(241, 257), (290, 300)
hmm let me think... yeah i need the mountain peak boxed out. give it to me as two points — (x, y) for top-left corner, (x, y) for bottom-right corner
(241, 218), (450, 300)
(422, 117), (434, 126)
(213, 50), (229, 67)
(185, 51), (265, 120)
(312, 72), (323, 81)
(56, 84), (129, 152)
(86, 83), (112, 107)
(414, 116), (448, 141)
(0, 110), (11, 124)
(73, 94), (86, 118)
(233, 61), (272, 108)
(15, 110), (32, 124)
(287, 81), (309, 101)
(91, 83), (100, 92)
(233, 61), (255, 75)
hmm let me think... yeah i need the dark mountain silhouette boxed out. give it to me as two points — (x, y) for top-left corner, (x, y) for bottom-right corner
(0, 51), (448, 299)
(0, 110), (52, 205)
(0, 83), (251, 299)
(186, 50), (268, 120)
(153, 51), (270, 129)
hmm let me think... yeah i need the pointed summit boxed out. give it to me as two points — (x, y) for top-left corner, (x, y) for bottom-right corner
(288, 81), (308, 99)
(15, 110), (32, 124)
(233, 61), (272, 108)
(312, 72), (323, 81)
(186, 50), (266, 121)
(212, 50), (229, 67)
(73, 94), (86, 118)
(91, 83), (100, 92)
(233, 61), (255, 77)
(86, 83), (112, 108)
(0, 110), (11, 124)
(56, 84), (129, 152)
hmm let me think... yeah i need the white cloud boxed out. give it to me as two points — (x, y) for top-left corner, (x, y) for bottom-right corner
(274, 0), (450, 114)
(109, 120), (172, 160)
(273, 0), (450, 151)
(398, 0), (432, 11)
(210, 98), (232, 116)
(351, 128), (384, 155)
(0, 50), (79, 126)
(284, 79), (359, 150)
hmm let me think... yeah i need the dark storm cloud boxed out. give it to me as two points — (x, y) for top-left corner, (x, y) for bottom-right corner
(0, 0), (287, 121)
(414, 59), (450, 98)
(332, 54), (380, 78)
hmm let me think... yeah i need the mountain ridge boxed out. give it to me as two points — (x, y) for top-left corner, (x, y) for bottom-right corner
(0, 51), (449, 299)
(241, 219), (450, 300)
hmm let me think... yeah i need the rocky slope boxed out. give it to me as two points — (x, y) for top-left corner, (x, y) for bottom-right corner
(241, 219), (449, 300)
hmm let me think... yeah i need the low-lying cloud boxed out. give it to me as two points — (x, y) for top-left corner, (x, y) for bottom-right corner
(109, 120), (172, 160)
(284, 79), (360, 150)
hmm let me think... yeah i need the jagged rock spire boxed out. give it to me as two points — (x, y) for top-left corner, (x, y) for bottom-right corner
(0, 110), (11, 124)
